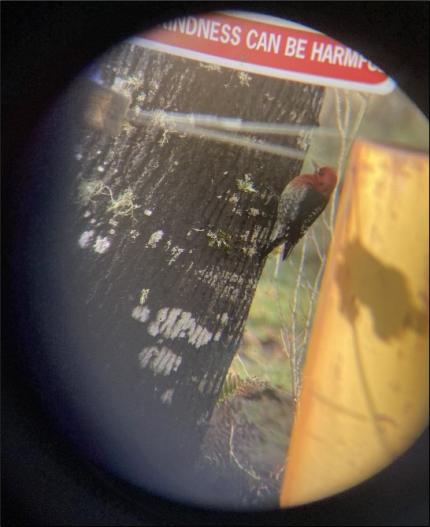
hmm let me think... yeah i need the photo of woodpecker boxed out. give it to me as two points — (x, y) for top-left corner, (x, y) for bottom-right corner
(6, 2), (428, 517)
(264, 164), (338, 261)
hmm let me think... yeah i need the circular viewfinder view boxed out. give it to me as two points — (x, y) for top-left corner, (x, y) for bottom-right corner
(14, 9), (429, 512)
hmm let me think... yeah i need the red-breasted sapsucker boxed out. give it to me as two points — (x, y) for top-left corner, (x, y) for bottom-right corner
(264, 165), (337, 260)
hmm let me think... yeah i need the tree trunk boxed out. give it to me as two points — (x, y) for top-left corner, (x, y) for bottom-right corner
(53, 42), (324, 503)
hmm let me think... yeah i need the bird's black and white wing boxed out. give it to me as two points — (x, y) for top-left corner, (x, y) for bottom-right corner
(281, 186), (327, 259)
(264, 184), (327, 260)
(269, 185), (309, 245)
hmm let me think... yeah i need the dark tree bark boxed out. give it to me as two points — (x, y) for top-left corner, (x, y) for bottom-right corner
(45, 42), (324, 504)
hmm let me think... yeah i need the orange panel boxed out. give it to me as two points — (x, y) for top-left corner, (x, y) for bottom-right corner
(281, 140), (429, 507)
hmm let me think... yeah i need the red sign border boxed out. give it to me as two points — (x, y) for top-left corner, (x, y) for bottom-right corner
(130, 10), (396, 94)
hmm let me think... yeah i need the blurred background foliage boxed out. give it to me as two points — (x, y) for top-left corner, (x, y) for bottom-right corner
(228, 86), (429, 397)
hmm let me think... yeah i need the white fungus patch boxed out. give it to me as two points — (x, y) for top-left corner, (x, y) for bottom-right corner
(93, 236), (111, 254)
(78, 230), (95, 249)
(148, 308), (169, 336)
(189, 325), (213, 348)
(146, 230), (164, 248)
(138, 347), (155, 368)
(220, 312), (229, 325)
(144, 209), (153, 216)
(197, 268), (244, 290)
(138, 346), (182, 376)
(196, 268), (252, 303)
(238, 71), (251, 86)
(240, 226), (262, 257)
(83, 210), (91, 218)
(158, 130), (169, 146)
(250, 225), (263, 244)
(97, 165), (105, 173)
(161, 388), (175, 405)
(139, 288), (150, 305)
(147, 307), (213, 349)
(242, 245), (258, 257)
(168, 246), (184, 266)
(214, 312), (229, 342)
(131, 305), (151, 323)
(240, 231), (250, 241)
(246, 245), (259, 256)
(248, 208), (260, 216)
(228, 193), (242, 215)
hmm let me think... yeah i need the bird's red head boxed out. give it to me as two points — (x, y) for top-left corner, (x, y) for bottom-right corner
(313, 166), (337, 198)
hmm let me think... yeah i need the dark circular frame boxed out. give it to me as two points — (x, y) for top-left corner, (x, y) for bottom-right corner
(2, 2), (429, 525)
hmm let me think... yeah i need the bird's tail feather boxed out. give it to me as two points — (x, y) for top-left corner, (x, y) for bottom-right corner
(282, 243), (293, 261)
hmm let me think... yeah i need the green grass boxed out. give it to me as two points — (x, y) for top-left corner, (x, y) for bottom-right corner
(229, 87), (428, 397)
(232, 231), (326, 395)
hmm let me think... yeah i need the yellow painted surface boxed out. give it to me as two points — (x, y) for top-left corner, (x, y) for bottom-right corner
(281, 140), (429, 507)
